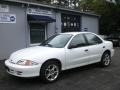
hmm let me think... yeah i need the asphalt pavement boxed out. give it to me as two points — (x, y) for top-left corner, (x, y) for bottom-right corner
(0, 47), (120, 90)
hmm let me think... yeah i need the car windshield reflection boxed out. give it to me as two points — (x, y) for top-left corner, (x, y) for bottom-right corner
(40, 34), (73, 48)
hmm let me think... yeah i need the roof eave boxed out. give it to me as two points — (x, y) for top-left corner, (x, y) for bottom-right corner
(4, 0), (100, 17)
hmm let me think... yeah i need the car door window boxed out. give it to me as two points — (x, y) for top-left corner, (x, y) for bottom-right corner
(69, 34), (87, 48)
(85, 33), (103, 45)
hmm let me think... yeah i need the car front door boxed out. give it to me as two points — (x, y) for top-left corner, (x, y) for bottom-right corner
(65, 34), (90, 69)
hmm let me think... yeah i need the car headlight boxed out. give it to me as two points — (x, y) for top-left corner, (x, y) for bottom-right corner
(17, 60), (38, 66)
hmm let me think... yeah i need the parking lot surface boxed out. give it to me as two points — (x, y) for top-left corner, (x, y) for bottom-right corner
(0, 47), (120, 90)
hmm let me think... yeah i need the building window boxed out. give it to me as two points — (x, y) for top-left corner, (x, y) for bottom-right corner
(64, 22), (67, 26)
(71, 23), (73, 27)
(29, 23), (46, 44)
(74, 23), (76, 27)
(61, 13), (80, 32)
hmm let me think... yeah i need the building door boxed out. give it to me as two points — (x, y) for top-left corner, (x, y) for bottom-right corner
(30, 23), (46, 44)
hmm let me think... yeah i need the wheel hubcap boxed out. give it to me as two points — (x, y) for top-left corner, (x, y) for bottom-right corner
(45, 64), (59, 81)
(103, 54), (110, 65)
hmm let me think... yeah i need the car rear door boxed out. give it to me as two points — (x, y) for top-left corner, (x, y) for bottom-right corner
(84, 33), (104, 63)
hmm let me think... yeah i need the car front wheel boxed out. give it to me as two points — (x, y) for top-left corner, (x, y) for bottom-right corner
(40, 61), (60, 83)
(100, 52), (111, 67)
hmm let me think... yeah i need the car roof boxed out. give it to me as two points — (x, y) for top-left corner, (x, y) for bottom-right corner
(60, 32), (94, 35)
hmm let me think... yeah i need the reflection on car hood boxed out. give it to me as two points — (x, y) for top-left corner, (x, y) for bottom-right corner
(9, 46), (61, 63)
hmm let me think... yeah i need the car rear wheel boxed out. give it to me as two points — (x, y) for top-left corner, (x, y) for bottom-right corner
(100, 52), (111, 67)
(40, 61), (60, 83)
(119, 41), (120, 47)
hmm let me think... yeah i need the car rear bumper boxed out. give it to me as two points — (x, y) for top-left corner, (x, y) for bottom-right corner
(111, 49), (114, 57)
(107, 39), (120, 46)
(5, 60), (41, 77)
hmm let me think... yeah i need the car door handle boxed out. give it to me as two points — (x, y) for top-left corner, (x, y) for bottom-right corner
(103, 46), (105, 48)
(84, 49), (88, 52)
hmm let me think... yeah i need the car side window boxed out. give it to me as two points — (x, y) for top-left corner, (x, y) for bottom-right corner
(69, 34), (87, 48)
(85, 33), (103, 45)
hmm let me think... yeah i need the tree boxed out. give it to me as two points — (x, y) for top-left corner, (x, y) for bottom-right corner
(36, 0), (75, 7)
(77, 0), (120, 35)
(55, 0), (69, 6)
(115, 0), (120, 4)
(36, 0), (51, 4)
(92, 0), (120, 34)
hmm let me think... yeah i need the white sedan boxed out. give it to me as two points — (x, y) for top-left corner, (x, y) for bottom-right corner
(5, 32), (114, 83)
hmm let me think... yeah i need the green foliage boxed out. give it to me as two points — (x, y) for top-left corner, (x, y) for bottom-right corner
(77, 0), (94, 11)
(54, 0), (69, 6)
(89, 0), (120, 35)
(36, 0), (51, 4)
(115, 0), (120, 4)
(72, 0), (120, 35)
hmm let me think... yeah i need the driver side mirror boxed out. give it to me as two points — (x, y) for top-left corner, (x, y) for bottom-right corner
(68, 45), (76, 49)
(68, 44), (80, 49)
(68, 43), (87, 49)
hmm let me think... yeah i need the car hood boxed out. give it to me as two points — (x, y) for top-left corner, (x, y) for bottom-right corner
(9, 46), (62, 63)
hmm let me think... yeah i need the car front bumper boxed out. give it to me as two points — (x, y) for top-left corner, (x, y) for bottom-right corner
(5, 60), (41, 77)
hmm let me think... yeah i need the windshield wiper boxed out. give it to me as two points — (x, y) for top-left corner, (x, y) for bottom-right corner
(45, 43), (53, 47)
(40, 43), (53, 47)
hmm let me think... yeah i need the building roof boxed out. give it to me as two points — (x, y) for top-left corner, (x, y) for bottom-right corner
(4, 0), (99, 17)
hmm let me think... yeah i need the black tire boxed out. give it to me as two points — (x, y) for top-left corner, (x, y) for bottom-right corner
(100, 52), (111, 67)
(40, 61), (60, 83)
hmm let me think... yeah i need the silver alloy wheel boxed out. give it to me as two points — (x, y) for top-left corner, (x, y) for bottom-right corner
(45, 64), (59, 81)
(103, 54), (110, 66)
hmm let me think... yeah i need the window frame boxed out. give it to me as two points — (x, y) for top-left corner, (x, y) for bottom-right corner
(61, 14), (80, 33)
(29, 23), (47, 46)
(84, 33), (103, 46)
(68, 34), (89, 49)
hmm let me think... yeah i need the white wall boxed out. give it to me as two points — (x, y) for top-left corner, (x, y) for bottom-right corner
(0, 5), (27, 60)
(47, 12), (61, 38)
(81, 15), (99, 34)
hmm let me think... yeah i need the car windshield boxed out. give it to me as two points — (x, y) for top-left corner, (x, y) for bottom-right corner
(40, 34), (73, 48)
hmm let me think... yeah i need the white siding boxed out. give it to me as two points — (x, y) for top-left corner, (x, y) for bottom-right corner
(81, 15), (99, 34)
(47, 12), (61, 38)
(0, 5), (27, 60)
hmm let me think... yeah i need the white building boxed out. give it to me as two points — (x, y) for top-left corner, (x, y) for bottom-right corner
(0, 0), (99, 60)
